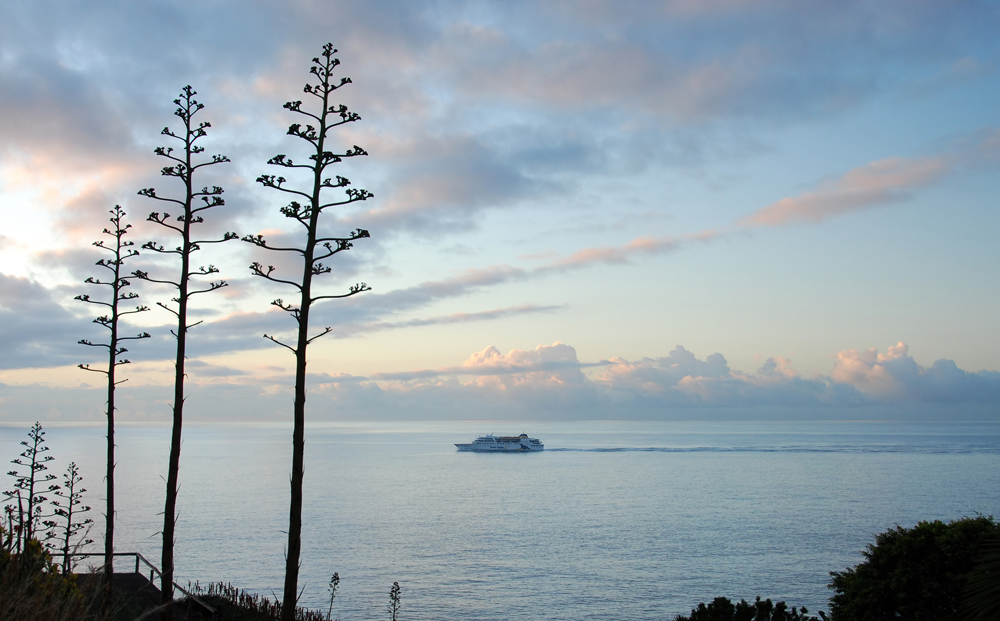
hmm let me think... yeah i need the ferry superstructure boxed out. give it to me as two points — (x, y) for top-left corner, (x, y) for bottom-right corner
(455, 433), (544, 452)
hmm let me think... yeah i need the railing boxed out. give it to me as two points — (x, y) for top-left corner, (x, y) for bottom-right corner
(68, 552), (216, 617)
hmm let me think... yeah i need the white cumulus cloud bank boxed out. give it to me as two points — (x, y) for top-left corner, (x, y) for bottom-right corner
(3, 341), (998, 422)
(353, 341), (1000, 418)
(830, 342), (1000, 403)
(592, 342), (1000, 407)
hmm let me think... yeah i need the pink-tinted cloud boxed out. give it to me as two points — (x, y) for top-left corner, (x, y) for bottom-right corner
(372, 342), (597, 385)
(362, 341), (1000, 412)
(831, 341), (1000, 403)
(5, 341), (999, 421)
(461, 342), (587, 387)
(832, 342), (913, 398)
(516, 128), (1000, 277)
(735, 129), (1000, 229)
(739, 156), (951, 227)
(350, 304), (563, 335)
(533, 229), (719, 272)
(594, 346), (732, 393)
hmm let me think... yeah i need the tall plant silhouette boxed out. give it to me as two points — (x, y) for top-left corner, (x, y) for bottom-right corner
(76, 204), (149, 583)
(326, 572), (339, 621)
(42, 461), (94, 575)
(1, 422), (57, 553)
(244, 44), (372, 621)
(388, 581), (401, 621)
(133, 85), (236, 614)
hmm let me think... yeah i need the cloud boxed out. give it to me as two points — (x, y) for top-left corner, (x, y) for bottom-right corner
(0, 262), (550, 369)
(186, 359), (247, 377)
(738, 156), (951, 227)
(354, 341), (1000, 417)
(430, 0), (998, 126)
(375, 123), (1000, 285)
(591, 349), (862, 408)
(0, 273), (99, 370)
(737, 129), (1000, 229)
(4, 341), (998, 421)
(537, 236), (681, 271)
(2, 0), (997, 279)
(348, 304), (564, 335)
(343, 133), (546, 234)
(832, 342), (1000, 403)
(0, 50), (136, 161)
(191, 303), (563, 356)
(591, 343), (1000, 408)
(491, 124), (1000, 290)
(7, 0), (994, 261)
(595, 346), (734, 392)
(1, 1), (999, 410)
(307, 264), (532, 330)
(373, 342), (597, 384)
(534, 230), (718, 272)
(6, 109), (998, 372)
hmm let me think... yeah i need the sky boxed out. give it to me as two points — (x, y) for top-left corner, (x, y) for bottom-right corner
(1, 0), (999, 421)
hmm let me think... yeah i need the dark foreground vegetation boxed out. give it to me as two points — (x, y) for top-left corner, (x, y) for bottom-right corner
(0, 538), (392, 621)
(4, 485), (999, 621)
(676, 514), (1000, 621)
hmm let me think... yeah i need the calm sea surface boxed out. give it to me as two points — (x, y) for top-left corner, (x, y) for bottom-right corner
(2, 420), (999, 620)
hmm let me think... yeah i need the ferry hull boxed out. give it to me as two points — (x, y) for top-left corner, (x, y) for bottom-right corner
(455, 433), (544, 452)
(455, 443), (544, 452)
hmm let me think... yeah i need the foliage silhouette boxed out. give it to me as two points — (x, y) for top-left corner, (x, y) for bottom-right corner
(76, 204), (149, 585)
(388, 581), (401, 621)
(0, 435), (122, 620)
(133, 85), (237, 617)
(42, 462), (94, 575)
(243, 43), (372, 621)
(326, 572), (339, 621)
(190, 581), (328, 621)
(829, 515), (1000, 621)
(0, 538), (91, 620)
(675, 596), (824, 621)
(961, 531), (1000, 620)
(2, 422), (58, 553)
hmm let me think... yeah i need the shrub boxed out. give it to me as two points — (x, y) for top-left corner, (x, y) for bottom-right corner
(828, 515), (1000, 621)
(190, 581), (327, 621)
(675, 595), (823, 621)
(0, 537), (91, 621)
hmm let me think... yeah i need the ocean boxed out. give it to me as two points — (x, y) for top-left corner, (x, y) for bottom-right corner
(2, 420), (999, 620)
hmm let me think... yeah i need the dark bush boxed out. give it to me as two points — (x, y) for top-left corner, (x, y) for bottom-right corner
(829, 515), (1000, 621)
(675, 595), (824, 621)
(0, 538), (90, 621)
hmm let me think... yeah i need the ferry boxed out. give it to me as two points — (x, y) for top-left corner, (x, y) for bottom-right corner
(455, 433), (544, 452)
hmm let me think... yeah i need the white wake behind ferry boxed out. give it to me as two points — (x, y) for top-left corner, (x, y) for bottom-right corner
(455, 433), (544, 452)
